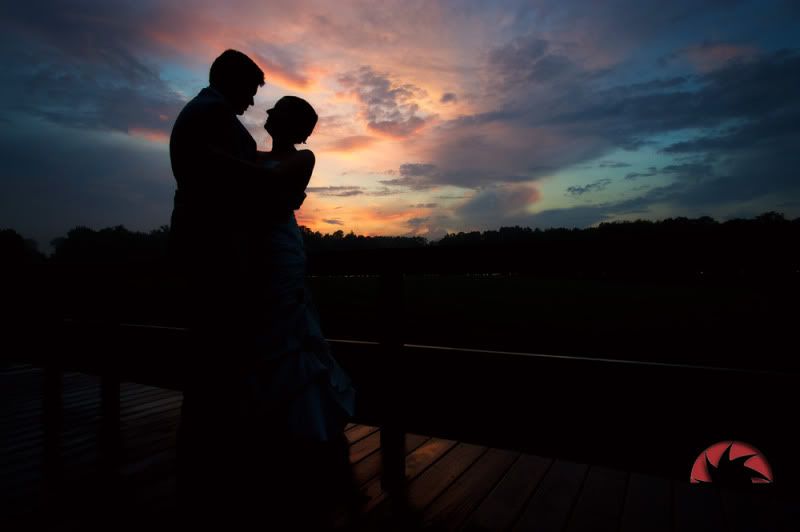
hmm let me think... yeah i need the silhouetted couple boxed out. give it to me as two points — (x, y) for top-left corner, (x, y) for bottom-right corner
(169, 49), (361, 529)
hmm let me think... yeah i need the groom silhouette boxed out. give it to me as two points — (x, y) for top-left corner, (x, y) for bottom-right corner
(168, 49), (305, 524)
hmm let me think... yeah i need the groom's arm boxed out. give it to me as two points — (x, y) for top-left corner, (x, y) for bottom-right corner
(182, 102), (307, 210)
(207, 149), (311, 210)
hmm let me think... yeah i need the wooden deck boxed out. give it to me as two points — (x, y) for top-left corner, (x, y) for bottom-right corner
(1, 364), (797, 531)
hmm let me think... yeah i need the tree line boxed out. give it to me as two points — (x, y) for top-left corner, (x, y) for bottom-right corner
(1, 212), (798, 277)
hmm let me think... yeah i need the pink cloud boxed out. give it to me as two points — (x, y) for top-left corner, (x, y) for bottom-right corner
(321, 135), (377, 153)
(680, 42), (760, 72)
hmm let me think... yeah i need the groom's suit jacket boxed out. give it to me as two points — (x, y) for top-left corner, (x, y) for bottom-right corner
(169, 87), (254, 270)
(169, 87), (276, 332)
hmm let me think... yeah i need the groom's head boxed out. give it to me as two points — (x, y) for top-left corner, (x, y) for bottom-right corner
(209, 49), (265, 115)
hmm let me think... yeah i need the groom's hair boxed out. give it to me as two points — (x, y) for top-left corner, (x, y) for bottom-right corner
(209, 49), (265, 92)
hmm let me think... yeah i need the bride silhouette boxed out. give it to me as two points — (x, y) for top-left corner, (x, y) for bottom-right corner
(240, 95), (362, 527)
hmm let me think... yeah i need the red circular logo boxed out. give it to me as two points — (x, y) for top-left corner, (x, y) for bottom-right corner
(690, 441), (773, 486)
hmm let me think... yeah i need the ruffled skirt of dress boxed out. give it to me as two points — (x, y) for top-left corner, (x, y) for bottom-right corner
(244, 213), (356, 443)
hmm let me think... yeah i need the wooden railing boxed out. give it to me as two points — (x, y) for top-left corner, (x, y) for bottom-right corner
(3, 252), (799, 506)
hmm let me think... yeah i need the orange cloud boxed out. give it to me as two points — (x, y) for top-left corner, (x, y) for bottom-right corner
(297, 196), (436, 237)
(321, 135), (377, 152)
(128, 127), (169, 144)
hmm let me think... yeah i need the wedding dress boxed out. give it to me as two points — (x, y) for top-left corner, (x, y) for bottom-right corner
(244, 160), (356, 443)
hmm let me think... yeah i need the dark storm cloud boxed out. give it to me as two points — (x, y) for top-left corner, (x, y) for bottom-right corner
(338, 66), (430, 138)
(566, 179), (612, 196)
(0, 117), (173, 251)
(455, 184), (541, 221)
(379, 163), (439, 190)
(447, 201), (613, 233)
(423, 45), (799, 219)
(0, 2), (185, 136)
(662, 104), (800, 154)
(546, 49), (800, 142)
(489, 36), (555, 86)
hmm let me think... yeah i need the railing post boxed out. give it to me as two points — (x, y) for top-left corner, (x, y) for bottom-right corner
(99, 327), (122, 512)
(43, 361), (63, 518)
(378, 268), (406, 500)
(100, 372), (121, 475)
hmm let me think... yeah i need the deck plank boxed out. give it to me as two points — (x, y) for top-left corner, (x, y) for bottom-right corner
(422, 447), (519, 530)
(673, 480), (726, 532)
(619, 472), (672, 532)
(718, 487), (800, 532)
(406, 442), (487, 510)
(565, 466), (628, 532)
(511, 460), (589, 532)
(460, 454), (553, 531)
(357, 437), (459, 521)
(352, 433), (430, 486)
(345, 424), (380, 443)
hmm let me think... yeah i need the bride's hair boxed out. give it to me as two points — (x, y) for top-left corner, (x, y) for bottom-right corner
(273, 96), (318, 144)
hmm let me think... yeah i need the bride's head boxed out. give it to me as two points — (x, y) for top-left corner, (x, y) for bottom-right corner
(264, 96), (318, 145)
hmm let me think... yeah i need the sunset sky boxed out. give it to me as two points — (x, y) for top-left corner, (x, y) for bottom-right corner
(1, 1), (798, 250)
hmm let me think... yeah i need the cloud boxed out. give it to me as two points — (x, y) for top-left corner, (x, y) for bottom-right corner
(0, 116), (173, 251)
(379, 163), (439, 189)
(489, 36), (550, 85)
(306, 186), (365, 197)
(566, 179), (613, 196)
(440, 92), (458, 104)
(423, 46), (800, 211)
(663, 41), (760, 72)
(252, 44), (313, 90)
(546, 49), (800, 144)
(2, 0), (799, 242)
(322, 135), (377, 152)
(0, 5), (186, 138)
(456, 184), (541, 220)
(400, 163), (437, 177)
(338, 66), (431, 138)
(662, 104), (800, 154)
(597, 160), (632, 169)
(366, 187), (405, 196)
(322, 219), (344, 225)
(624, 167), (659, 180)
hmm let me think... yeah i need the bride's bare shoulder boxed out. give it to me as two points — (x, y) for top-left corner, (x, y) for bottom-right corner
(291, 149), (315, 169)
(295, 149), (315, 162)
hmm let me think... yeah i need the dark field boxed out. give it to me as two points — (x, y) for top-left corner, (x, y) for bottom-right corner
(309, 274), (798, 371)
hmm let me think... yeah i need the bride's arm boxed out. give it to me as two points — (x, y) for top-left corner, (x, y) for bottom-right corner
(275, 150), (315, 203)
(206, 148), (309, 210)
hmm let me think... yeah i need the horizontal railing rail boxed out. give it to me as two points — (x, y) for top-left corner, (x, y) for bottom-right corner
(9, 317), (798, 499)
